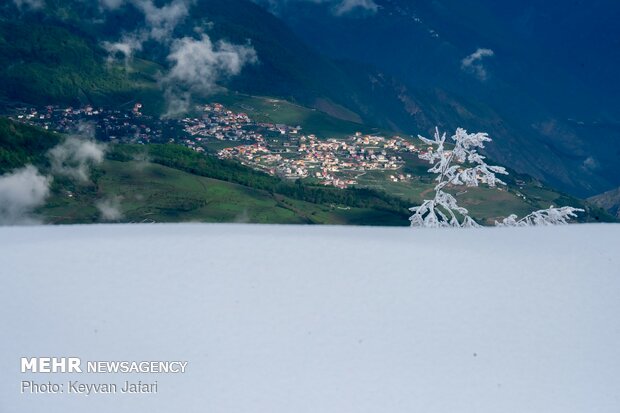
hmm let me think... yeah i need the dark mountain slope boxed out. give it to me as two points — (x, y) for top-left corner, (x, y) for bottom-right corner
(256, 0), (620, 197)
(0, 20), (150, 106)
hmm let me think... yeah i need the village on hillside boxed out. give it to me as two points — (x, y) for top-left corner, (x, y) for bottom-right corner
(10, 103), (421, 189)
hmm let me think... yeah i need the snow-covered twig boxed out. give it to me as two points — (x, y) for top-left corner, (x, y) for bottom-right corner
(410, 128), (507, 228)
(410, 127), (583, 228)
(495, 206), (584, 227)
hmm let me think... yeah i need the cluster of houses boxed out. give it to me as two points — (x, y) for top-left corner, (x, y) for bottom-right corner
(11, 104), (172, 144)
(219, 131), (420, 188)
(11, 102), (421, 189)
(183, 104), (254, 142)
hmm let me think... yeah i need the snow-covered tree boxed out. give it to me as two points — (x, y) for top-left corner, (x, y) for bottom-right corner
(410, 128), (507, 228)
(410, 128), (583, 228)
(495, 206), (584, 227)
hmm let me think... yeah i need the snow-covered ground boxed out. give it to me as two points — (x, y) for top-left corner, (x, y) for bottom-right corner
(1, 224), (619, 413)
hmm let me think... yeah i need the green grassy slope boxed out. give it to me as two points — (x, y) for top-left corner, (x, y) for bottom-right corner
(42, 160), (405, 225)
(211, 93), (383, 138)
(109, 144), (411, 215)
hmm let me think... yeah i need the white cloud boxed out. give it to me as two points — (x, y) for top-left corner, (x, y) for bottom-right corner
(99, 0), (205, 69)
(461, 48), (495, 81)
(97, 1), (258, 116)
(165, 35), (258, 91)
(99, 0), (193, 44)
(582, 156), (600, 172)
(0, 165), (51, 225)
(99, 0), (193, 64)
(333, 0), (377, 15)
(102, 33), (145, 64)
(134, 0), (192, 42)
(48, 136), (107, 182)
(96, 196), (124, 221)
(161, 34), (257, 116)
(0, 128), (110, 226)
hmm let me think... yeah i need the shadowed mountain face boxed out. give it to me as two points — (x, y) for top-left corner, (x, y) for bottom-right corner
(589, 187), (620, 218)
(253, 0), (620, 197)
(260, 0), (620, 115)
(2, 0), (619, 197)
